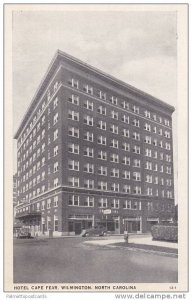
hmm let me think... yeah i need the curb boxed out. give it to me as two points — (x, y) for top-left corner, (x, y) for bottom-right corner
(83, 242), (178, 258)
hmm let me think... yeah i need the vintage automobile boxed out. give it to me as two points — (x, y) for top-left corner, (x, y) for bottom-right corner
(81, 225), (107, 237)
(17, 228), (32, 239)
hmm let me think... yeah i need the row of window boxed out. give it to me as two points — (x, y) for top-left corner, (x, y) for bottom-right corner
(16, 194), (173, 215)
(18, 82), (171, 152)
(68, 78), (171, 126)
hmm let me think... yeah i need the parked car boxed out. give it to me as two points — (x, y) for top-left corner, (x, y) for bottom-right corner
(17, 229), (32, 239)
(81, 226), (107, 237)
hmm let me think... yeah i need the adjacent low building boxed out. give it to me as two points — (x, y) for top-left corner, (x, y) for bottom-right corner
(14, 50), (175, 236)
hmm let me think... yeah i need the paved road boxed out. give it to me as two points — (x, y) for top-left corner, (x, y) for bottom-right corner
(13, 237), (178, 283)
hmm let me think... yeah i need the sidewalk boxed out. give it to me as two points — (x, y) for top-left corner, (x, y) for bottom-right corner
(83, 234), (178, 250)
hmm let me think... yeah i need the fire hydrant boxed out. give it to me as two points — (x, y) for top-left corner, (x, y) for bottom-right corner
(124, 231), (129, 243)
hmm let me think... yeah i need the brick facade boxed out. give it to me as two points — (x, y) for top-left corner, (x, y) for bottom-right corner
(14, 50), (175, 236)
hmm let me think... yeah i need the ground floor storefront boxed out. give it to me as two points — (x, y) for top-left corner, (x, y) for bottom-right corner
(15, 188), (175, 237)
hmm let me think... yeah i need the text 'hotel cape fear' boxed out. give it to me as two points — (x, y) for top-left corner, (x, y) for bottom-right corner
(14, 50), (175, 237)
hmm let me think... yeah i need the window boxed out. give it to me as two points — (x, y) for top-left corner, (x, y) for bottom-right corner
(110, 153), (119, 163)
(84, 163), (94, 173)
(98, 150), (107, 160)
(41, 201), (45, 210)
(166, 166), (172, 174)
(110, 168), (119, 178)
(71, 78), (79, 89)
(84, 196), (94, 207)
(133, 145), (140, 154)
(147, 187), (153, 196)
(132, 119), (140, 127)
(42, 115), (46, 125)
(110, 96), (118, 105)
(122, 142), (130, 151)
(144, 136), (151, 144)
(110, 124), (118, 134)
(68, 159), (79, 171)
(153, 139), (157, 146)
(98, 181), (107, 191)
(84, 179), (94, 189)
(121, 114), (129, 124)
(123, 200), (131, 209)
(37, 122), (41, 131)
(164, 119), (170, 126)
(133, 106), (139, 114)
(97, 90), (106, 100)
(41, 129), (45, 139)
(68, 110), (79, 121)
(144, 123), (151, 132)
(84, 115), (93, 126)
(146, 175), (152, 183)
(133, 172), (141, 181)
(54, 129), (58, 141)
(54, 196), (58, 207)
(41, 157), (45, 166)
(54, 216), (59, 231)
(41, 171), (45, 181)
(84, 131), (93, 142)
(97, 135), (106, 145)
(68, 127), (79, 138)
(122, 156), (130, 165)
(122, 129), (129, 138)
(41, 143), (45, 153)
(53, 97), (58, 109)
(97, 120), (106, 130)
(145, 148), (152, 157)
(165, 143), (171, 150)
(69, 195), (79, 206)
(111, 183), (119, 192)
(111, 111), (118, 120)
(54, 178), (59, 187)
(133, 159), (140, 168)
(68, 177), (79, 187)
(133, 186), (141, 194)
(98, 198), (107, 208)
(54, 113), (58, 125)
(68, 94), (79, 105)
(97, 105), (106, 115)
(121, 101), (129, 110)
(144, 110), (151, 118)
(98, 166), (107, 176)
(111, 199), (119, 209)
(54, 162), (59, 172)
(110, 139), (118, 148)
(68, 143), (79, 154)
(154, 177), (159, 184)
(164, 131), (171, 138)
(132, 132), (140, 141)
(84, 100), (93, 110)
(54, 145), (58, 156)
(83, 85), (93, 95)
(122, 170), (130, 179)
(145, 161), (152, 170)
(83, 147), (94, 158)
(47, 199), (51, 209)
(158, 128), (163, 135)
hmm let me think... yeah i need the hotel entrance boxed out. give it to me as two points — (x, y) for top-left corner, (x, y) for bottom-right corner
(124, 217), (142, 234)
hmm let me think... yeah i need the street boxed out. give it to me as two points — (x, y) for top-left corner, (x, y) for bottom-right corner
(13, 237), (178, 283)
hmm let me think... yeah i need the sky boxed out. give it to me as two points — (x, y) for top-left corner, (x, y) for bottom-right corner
(12, 8), (178, 200)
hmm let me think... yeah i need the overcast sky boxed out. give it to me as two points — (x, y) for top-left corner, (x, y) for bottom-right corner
(12, 8), (178, 200)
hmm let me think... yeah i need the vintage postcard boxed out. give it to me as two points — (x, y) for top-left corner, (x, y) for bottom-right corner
(4, 3), (188, 294)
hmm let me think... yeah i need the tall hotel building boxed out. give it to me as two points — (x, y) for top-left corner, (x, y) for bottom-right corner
(14, 50), (175, 236)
